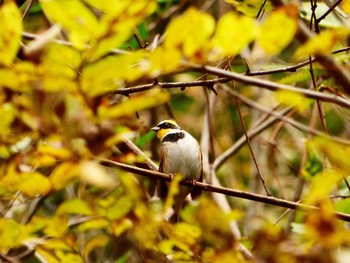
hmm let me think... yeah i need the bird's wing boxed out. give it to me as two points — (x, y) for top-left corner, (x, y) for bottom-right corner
(190, 150), (203, 199)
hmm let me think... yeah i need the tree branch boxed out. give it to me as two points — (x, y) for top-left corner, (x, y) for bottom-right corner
(99, 158), (350, 222)
(270, 0), (350, 96)
(193, 64), (350, 109)
(220, 84), (350, 145)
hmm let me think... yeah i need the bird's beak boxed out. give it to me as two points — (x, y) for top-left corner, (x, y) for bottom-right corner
(151, 126), (160, 132)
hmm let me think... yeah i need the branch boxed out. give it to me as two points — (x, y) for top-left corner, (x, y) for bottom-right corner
(114, 78), (229, 96)
(193, 64), (350, 109)
(232, 82), (271, 196)
(99, 158), (350, 222)
(213, 107), (292, 170)
(270, 0), (350, 96)
(220, 84), (350, 145)
(316, 0), (343, 25)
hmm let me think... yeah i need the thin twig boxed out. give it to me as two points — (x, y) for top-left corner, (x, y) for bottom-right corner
(22, 0), (36, 20)
(232, 82), (271, 196)
(316, 0), (343, 25)
(98, 158), (350, 222)
(213, 107), (292, 170)
(220, 85), (350, 145)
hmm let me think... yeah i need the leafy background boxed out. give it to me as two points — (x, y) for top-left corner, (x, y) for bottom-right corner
(1, 0), (350, 262)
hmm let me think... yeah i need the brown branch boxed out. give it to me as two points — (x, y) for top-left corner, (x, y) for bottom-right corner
(98, 158), (350, 222)
(213, 107), (292, 170)
(232, 82), (271, 196)
(193, 64), (350, 109)
(270, 0), (350, 96)
(316, 0), (343, 25)
(22, 0), (36, 20)
(114, 78), (229, 96)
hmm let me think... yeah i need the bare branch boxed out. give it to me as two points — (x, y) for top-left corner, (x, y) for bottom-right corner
(270, 0), (350, 96)
(232, 82), (271, 196)
(99, 158), (350, 222)
(193, 64), (350, 109)
(220, 84), (350, 145)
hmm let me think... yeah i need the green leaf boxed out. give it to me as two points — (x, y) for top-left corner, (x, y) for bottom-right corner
(336, 198), (350, 214)
(0, 0), (22, 65)
(135, 131), (156, 148)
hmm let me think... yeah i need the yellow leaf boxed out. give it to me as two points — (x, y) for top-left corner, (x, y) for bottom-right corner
(258, 5), (298, 55)
(212, 12), (256, 58)
(275, 90), (312, 113)
(0, 103), (17, 139)
(57, 198), (93, 216)
(40, 0), (99, 49)
(18, 172), (52, 197)
(50, 162), (79, 190)
(56, 252), (83, 263)
(87, 0), (156, 60)
(97, 88), (169, 119)
(37, 143), (72, 160)
(294, 28), (350, 59)
(147, 47), (182, 77)
(342, 0), (350, 14)
(164, 174), (183, 214)
(36, 248), (60, 263)
(37, 44), (80, 92)
(79, 161), (117, 189)
(112, 218), (133, 236)
(164, 7), (215, 60)
(226, 0), (273, 17)
(308, 137), (350, 173)
(0, 0), (22, 66)
(76, 218), (110, 232)
(81, 51), (147, 97)
(0, 219), (21, 253)
(304, 170), (342, 204)
(172, 223), (202, 249)
(84, 235), (109, 257)
(105, 196), (134, 220)
(1, 62), (37, 92)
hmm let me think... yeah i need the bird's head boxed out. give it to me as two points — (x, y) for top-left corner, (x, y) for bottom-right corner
(151, 119), (182, 141)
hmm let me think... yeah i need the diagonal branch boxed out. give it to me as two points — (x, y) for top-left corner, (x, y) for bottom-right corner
(220, 84), (350, 145)
(193, 64), (350, 109)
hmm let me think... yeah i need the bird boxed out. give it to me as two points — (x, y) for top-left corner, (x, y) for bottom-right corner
(151, 119), (203, 221)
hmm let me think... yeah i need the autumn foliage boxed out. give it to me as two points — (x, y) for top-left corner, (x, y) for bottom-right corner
(1, 0), (350, 262)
